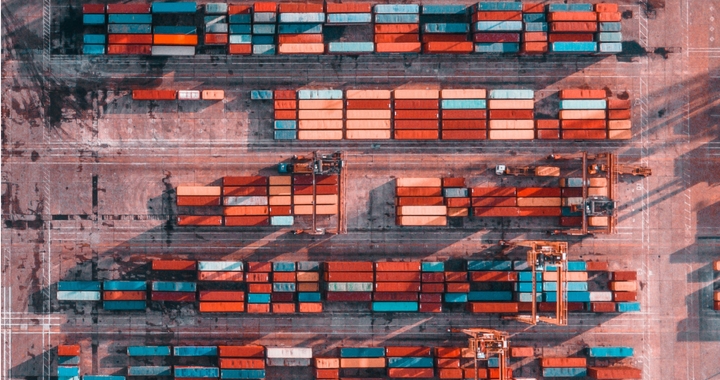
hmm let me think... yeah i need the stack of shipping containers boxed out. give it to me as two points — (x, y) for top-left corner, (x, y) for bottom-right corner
(127, 346), (172, 377)
(293, 174), (339, 217)
(596, 3), (623, 53)
(102, 280), (147, 310)
(174, 346), (219, 379)
(246, 262), (272, 313)
(273, 89), (298, 140)
(516, 186), (562, 217)
(106, 4), (155, 53)
(420, 5), (473, 54)
(393, 87), (440, 140)
(176, 184), (223, 226)
(372, 262), (421, 312)
(472, 2), (522, 53)
(536, 118), (561, 140)
(608, 94), (632, 139)
(395, 178), (447, 226)
(444, 267), (470, 306)
(439, 89), (487, 140)
(269, 175), (294, 225)
(204, 3), (229, 48)
(82, 4), (106, 55)
(58, 345), (81, 379)
(339, 347), (386, 372)
(326, 3), (374, 54)
(443, 178), (469, 218)
(218, 346), (266, 379)
(296, 262), (323, 313)
(151, 280), (196, 302)
(471, 186), (519, 217)
(314, 356), (340, 379)
(559, 88), (608, 140)
(488, 89), (535, 140)
(420, 262), (444, 312)
(297, 89), (344, 140)
(57, 281), (101, 302)
(466, 260), (519, 314)
(278, 3), (325, 54)
(197, 261), (245, 313)
(151, 1), (197, 56)
(345, 89), (392, 140)
(253, 2), (277, 55)
(271, 261), (297, 313)
(521, 3), (548, 54)
(223, 176), (270, 227)
(266, 347), (313, 367)
(374, 4), (421, 53)
(228, 4), (252, 55)
(324, 262), (374, 304)
(540, 357), (587, 378)
(386, 346), (434, 378)
(559, 179), (584, 228)
(610, 271), (641, 312)
(547, 3), (597, 53)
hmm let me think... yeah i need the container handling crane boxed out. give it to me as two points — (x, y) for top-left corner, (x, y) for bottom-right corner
(448, 328), (509, 380)
(495, 165), (560, 177)
(278, 151), (345, 235)
(588, 162), (652, 177)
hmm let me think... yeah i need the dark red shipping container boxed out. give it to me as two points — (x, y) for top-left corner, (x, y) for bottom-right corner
(442, 177), (466, 187)
(421, 34), (469, 43)
(441, 120), (487, 129)
(224, 176), (268, 187)
(396, 197), (445, 206)
(419, 303), (442, 312)
(151, 292), (196, 302)
(385, 346), (431, 357)
(591, 302), (616, 312)
(537, 129), (560, 140)
(441, 109), (487, 120)
(394, 120), (439, 130)
(152, 260), (196, 271)
(421, 283), (445, 293)
(132, 90), (177, 100)
(107, 4), (150, 13)
(560, 216), (582, 227)
(613, 291), (637, 302)
(108, 34), (153, 45)
(561, 187), (583, 197)
(470, 187), (516, 197)
(489, 109), (534, 119)
(536, 119), (560, 129)
(471, 197), (516, 207)
(224, 186), (267, 196)
(325, 261), (374, 272)
(388, 368), (434, 378)
(608, 109), (632, 119)
(199, 291), (245, 302)
(446, 282), (470, 293)
(394, 110), (439, 119)
(421, 272), (445, 283)
(293, 174), (338, 185)
(248, 284), (272, 293)
(373, 292), (419, 301)
(325, 292), (372, 302)
(224, 216), (269, 226)
(177, 196), (221, 206)
(269, 206), (292, 216)
(324, 272), (374, 282)
(472, 11), (522, 22)
(419, 293), (442, 303)
(345, 99), (391, 109)
(441, 130), (487, 140)
(444, 271), (467, 282)
(218, 346), (265, 358)
(472, 32), (521, 43)
(393, 99), (439, 109)
(587, 366), (642, 379)
(548, 33), (595, 42)
(83, 4), (105, 13)
(292, 184), (338, 195)
(247, 262), (273, 272)
(517, 187), (561, 197)
(376, 272), (421, 282)
(271, 293), (295, 302)
(608, 98), (631, 109)
(518, 207), (562, 217)
(375, 282), (421, 292)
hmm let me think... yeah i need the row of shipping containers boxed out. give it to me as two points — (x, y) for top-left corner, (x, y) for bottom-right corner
(258, 87), (632, 141)
(57, 260), (641, 315)
(82, 1), (623, 55)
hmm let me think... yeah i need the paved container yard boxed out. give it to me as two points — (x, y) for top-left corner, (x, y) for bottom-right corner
(2, 0), (719, 379)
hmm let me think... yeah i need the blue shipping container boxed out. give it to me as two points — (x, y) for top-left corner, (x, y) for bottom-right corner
(551, 42), (598, 53)
(278, 23), (322, 34)
(274, 120), (296, 129)
(599, 22), (622, 32)
(151, 281), (196, 292)
(523, 13), (546, 22)
(372, 302), (418, 312)
(421, 262), (444, 272)
(151, 2), (197, 13)
(524, 22), (548, 32)
(58, 367), (80, 377)
(326, 13), (372, 24)
(57, 291), (101, 301)
(198, 261), (243, 272)
(340, 347), (385, 358)
(548, 3), (594, 12)
(599, 43), (623, 53)
(598, 32), (623, 42)
(273, 262), (296, 272)
(297, 261), (320, 271)
(467, 260), (512, 271)
(247, 293), (271, 304)
(588, 347), (634, 358)
(274, 130), (296, 139)
(467, 291), (512, 301)
(270, 216), (294, 226)
(229, 14), (251, 24)
(108, 14), (152, 23)
(444, 293), (468, 303)
(153, 26), (196, 34)
(83, 45), (105, 55)
(489, 89), (534, 99)
(58, 281), (101, 291)
(387, 357), (433, 368)
(475, 42), (519, 53)
(422, 4), (467, 15)
(617, 302), (641, 312)
(108, 24), (152, 34)
(83, 14), (105, 24)
(374, 4), (419, 13)
(220, 369), (266, 379)
(375, 14), (419, 24)
(423, 23), (469, 34)
(476, 2), (523, 11)
(103, 281), (146, 291)
(83, 376), (126, 380)
(518, 272), (542, 281)
(174, 346), (218, 357)
(251, 90), (273, 100)
(328, 42), (375, 53)
(127, 346), (172, 356)
(229, 35), (252, 44)
(83, 34), (106, 44)
(251, 35), (274, 44)
(58, 356), (80, 365)
(272, 283), (296, 292)
(279, 13), (325, 23)
(298, 90), (343, 100)
(103, 301), (146, 310)
(542, 367), (587, 377)
(174, 367), (219, 378)
(441, 99), (486, 109)
(128, 366), (172, 376)
(298, 292), (321, 302)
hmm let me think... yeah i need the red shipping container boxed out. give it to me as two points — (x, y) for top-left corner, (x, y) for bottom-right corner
(561, 130), (607, 140)
(441, 110), (487, 120)
(587, 366), (642, 379)
(225, 216), (269, 226)
(58, 345), (81, 356)
(441, 120), (487, 129)
(470, 187), (516, 197)
(445, 198), (471, 208)
(325, 272), (374, 282)
(278, 3), (324, 13)
(177, 196), (221, 206)
(612, 271), (637, 281)
(394, 110), (438, 119)
(346, 99), (392, 109)
(396, 187), (442, 197)
(107, 4), (151, 13)
(467, 302), (519, 313)
(518, 207), (562, 217)
(224, 186), (267, 196)
(547, 12), (597, 22)
(536, 119), (560, 129)
(540, 357), (587, 368)
(299, 302), (323, 313)
(375, 282), (421, 292)
(444, 272), (468, 282)
(609, 109), (631, 119)
(151, 292), (195, 302)
(436, 347), (462, 358)
(523, 32), (548, 42)
(597, 12), (622, 22)
(315, 369), (339, 379)
(254, 2), (277, 12)
(561, 187), (583, 197)
(219, 359), (265, 369)
(326, 3), (372, 13)
(591, 302), (616, 312)
(489, 110), (534, 119)
(228, 5), (252, 14)
(394, 130), (440, 140)
(376, 272), (421, 282)
(200, 291), (245, 302)
(248, 284), (272, 293)
(325, 261), (374, 272)
(550, 22), (598, 32)
(549, 33), (595, 42)
(586, 261), (609, 271)
(537, 129), (560, 139)
(274, 90), (296, 100)
(377, 41), (422, 53)
(271, 293), (294, 302)
(442, 130), (486, 140)
(293, 174), (338, 185)
(421, 273), (445, 283)
(198, 272), (244, 282)
(421, 283), (445, 293)
(375, 33), (420, 43)
(325, 292), (372, 302)
(397, 197), (445, 206)
(559, 89), (607, 99)
(218, 346), (264, 358)
(133, 90), (176, 100)
(375, 24), (419, 34)
(274, 110), (296, 120)
(523, 3), (545, 13)
(247, 304), (270, 313)
(376, 262), (421, 272)
(439, 369), (462, 379)
(442, 178), (466, 187)
(273, 272), (296, 282)
(522, 42), (549, 53)
(103, 291), (146, 301)
(247, 262), (272, 272)
(229, 44), (252, 55)
(269, 206), (292, 216)
(83, 4), (105, 13)
(419, 302), (442, 312)
(608, 98), (631, 109)
(419, 293), (442, 303)
(472, 207), (520, 217)
(510, 347), (534, 357)
(469, 271), (517, 282)
(394, 120), (439, 130)
(422, 34), (469, 43)
(394, 99), (439, 109)
(108, 34), (153, 45)
(373, 292), (418, 301)
(292, 184), (338, 195)
(423, 41), (474, 53)
(152, 260), (196, 271)
(224, 176), (268, 187)
(472, 197), (516, 207)
(613, 292), (637, 302)
(560, 216), (582, 227)
(539, 302), (584, 312)
(473, 33), (520, 43)
(517, 187), (561, 197)
(272, 303), (296, 313)
(385, 347), (431, 357)
(561, 119), (606, 129)
(437, 358), (460, 368)
(472, 11), (522, 22)
(278, 34), (324, 44)
(489, 368), (513, 379)
(205, 34), (228, 45)
(246, 272), (270, 283)
(446, 283), (470, 293)
(108, 44), (151, 55)
(464, 368), (490, 379)
(388, 368), (434, 378)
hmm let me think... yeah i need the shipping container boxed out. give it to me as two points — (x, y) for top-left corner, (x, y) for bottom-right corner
(104, 300), (146, 310)
(152, 281), (196, 292)
(152, 2), (197, 13)
(387, 357), (433, 368)
(151, 46), (196, 56)
(374, 4), (420, 13)
(128, 366), (172, 376)
(587, 366), (642, 379)
(174, 367), (220, 378)
(220, 369), (266, 379)
(340, 347), (385, 358)
(58, 290), (100, 301)
(266, 347), (313, 359)
(58, 345), (81, 356)
(108, 14), (152, 23)
(542, 367), (587, 377)
(467, 302), (519, 313)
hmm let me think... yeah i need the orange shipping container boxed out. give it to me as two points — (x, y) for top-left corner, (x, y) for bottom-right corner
(375, 33), (420, 43)
(518, 207), (562, 216)
(325, 261), (374, 272)
(469, 271), (518, 282)
(445, 198), (471, 208)
(550, 22), (598, 32)
(595, 3), (619, 12)
(153, 34), (198, 45)
(394, 110), (438, 119)
(58, 345), (81, 356)
(218, 346), (264, 358)
(205, 34), (228, 45)
(376, 42), (422, 53)
(609, 109), (632, 119)
(107, 45), (152, 55)
(274, 100), (297, 109)
(273, 272), (296, 282)
(440, 120), (487, 130)
(436, 347), (462, 358)
(375, 262), (421, 272)
(152, 260), (196, 271)
(540, 357), (587, 368)
(396, 187), (442, 197)
(274, 110), (296, 119)
(325, 3), (372, 13)
(198, 272), (244, 281)
(559, 89), (607, 99)
(523, 3), (544, 12)
(397, 197), (445, 206)
(246, 304), (270, 313)
(133, 90), (177, 100)
(228, 44), (252, 55)
(436, 358), (461, 368)
(439, 369), (462, 379)
(510, 347), (534, 357)
(375, 24), (419, 34)
(278, 3), (324, 12)
(446, 283), (470, 293)
(561, 119), (607, 129)
(467, 302), (519, 313)
(315, 369), (339, 379)
(324, 272), (374, 282)
(315, 358), (340, 368)
(423, 41), (474, 53)
(394, 129), (438, 139)
(299, 302), (323, 313)
(200, 291), (245, 302)
(253, 2), (277, 12)
(272, 303), (296, 313)
(608, 98), (631, 109)
(523, 32), (548, 42)
(536, 119), (560, 129)
(108, 34), (153, 44)
(248, 284), (272, 293)
(394, 120), (439, 130)
(547, 12), (597, 21)
(200, 302), (245, 313)
(178, 215), (222, 226)
(597, 12), (622, 22)
(103, 291), (146, 300)
(523, 41), (549, 53)
(228, 4), (252, 13)
(278, 34), (324, 44)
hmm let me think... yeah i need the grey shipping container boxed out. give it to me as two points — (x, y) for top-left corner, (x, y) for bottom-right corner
(151, 46), (195, 56)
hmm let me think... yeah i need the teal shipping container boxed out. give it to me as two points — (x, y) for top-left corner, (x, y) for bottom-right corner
(442, 99), (486, 109)
(599, 43), (623, 53)
(600, 22), (622, 32)
(251, 35), (274, 44)
(598, 32), (623, 42)
(58, 367), (80, 377)
(274, 120), (296, 129)
(151, 281), (196, 292)
(247, 293), (271, 303)
(251, 90), (273, 100)
(298, 89), (343, 100)
(328, 42), (375, 53)
(151, 2), (197, 13)
(230, 24), (252, 34)
(561, 207), (583, 217)
(551, 42), (598, 53)
(548, 3), (594, 12)
(297, 261), (320, 271)
(374, 4), (419, 13)
(524, 22), (548, 32)
(83, 376), (126, 380)
(488, 357), (499, 367)
(109, 24), (151, 33)
(127, 346), (172, 356)
(513, 261), (530, 271)
(103, 301), (146, 310)
(83, 14), (105, 24)
(58, 377), (80, 380)
(476, 2), (523, 11)
(372, 302), (418, 312)
(375, 14), (419, 24)
(82, 45), (105, 55)
(204, 15), (226, 24)
(423, 23), (469, 33)
(444, 188), (469, 197)
(103, 281), (146, 291)
(253, 44), (276, 54)
(523, 13), (546, 22)
(518, 272), (542, 281)
(57, 291), (101, 301)
(274, 130), (296, 139)
(174, 367), (220, 378)
(617, 302), (641, 312)
(273, 262), (296, 272)
(154, 26), (196, 34)
(198, 261), (243, 272)
(278, 23), (322, 34)
(588, 347), (634, 357)
(108, 14), (152, 23)
(229, 35), (252, 44)
(489, 89), (534, 99)
(174, 346), (218, 356)
(515, 282), (542, 292)
(229, 14), (251, 24)
(253, 13), (276, 23)
(273, 283), (296, 292)
(467, 291), (512, 301)
(467, 260), (512, 271)
(542, 367), (587, 377)
(220, 369), (266, 379)
(58, 356), (81, 365)
(387, 357), (433, 368)
(83, 34), (106, 44)
(128, 366), (172, 376)
(59, 281), (101, 291)
(298, 292), (321, 302)
(279, 13), (325, 23)
(340, 347), (385, 358)
(422, 5), (466, 14)
(475, 43), (520, 53)
(444, 293), (468, 303)
(206, 23), (228, 33)
(543, 282), (588, 292)
(205, 3), (227, 14)
(326, 13), (372, 24)
(421, 262), (444, 272)
(544, 291), (591, 302)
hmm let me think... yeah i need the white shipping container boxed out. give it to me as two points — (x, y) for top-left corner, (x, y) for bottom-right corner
(397, 205), (447, 216)
(589, 292), (613, 302)
(197, 261), (243, 272)
(224, 196), (268, 206)
(265, 347), (313, 359)
(266, 358), (312, 366)
(151, 46), (195, 56)
(178, 90), (200, 100)
(396, 178), (442, 187)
